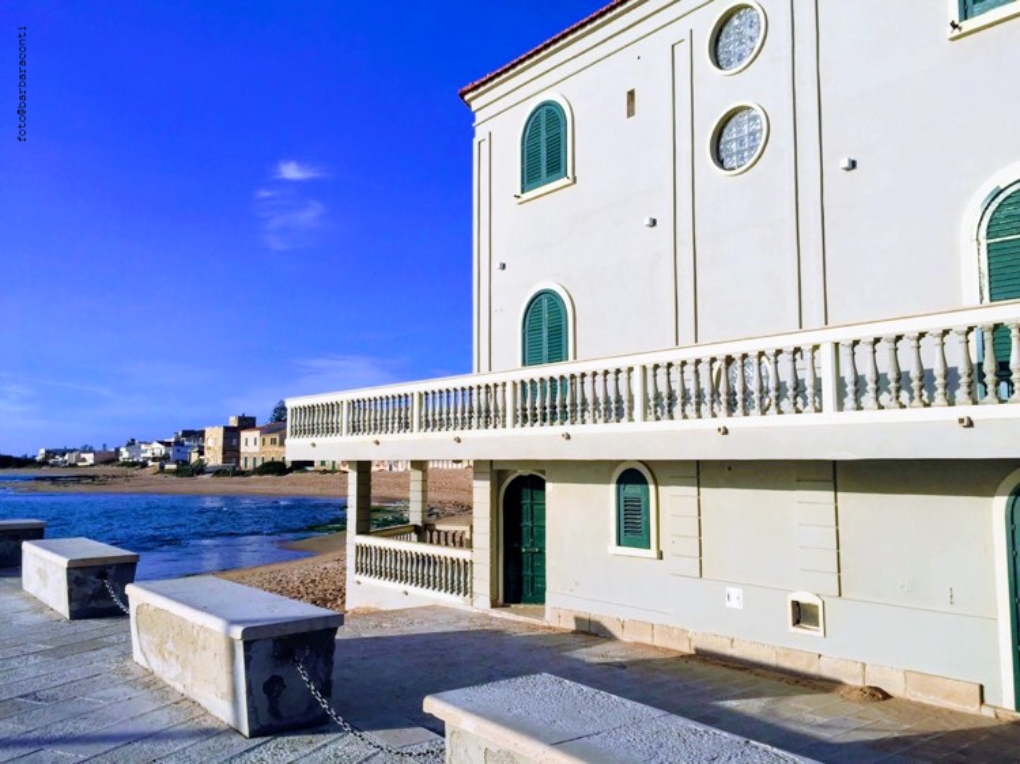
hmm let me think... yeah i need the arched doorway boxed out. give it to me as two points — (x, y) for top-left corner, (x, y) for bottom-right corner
(1008, 488), (1020, 708)
(503, 474), (546, 604)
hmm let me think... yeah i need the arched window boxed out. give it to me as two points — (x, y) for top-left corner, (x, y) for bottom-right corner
(982, 182), (1020, 367)
(522, 290), (567, 366)
(521, 101), (567, 193)
(616, 468), (650, 550)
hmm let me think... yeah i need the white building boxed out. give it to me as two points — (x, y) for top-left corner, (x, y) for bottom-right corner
(286, 0), (1020, 714)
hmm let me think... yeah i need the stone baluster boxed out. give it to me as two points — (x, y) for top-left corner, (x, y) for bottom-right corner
(716, 357), (729, 418)
(766, 350), (780, 415)
(748, 354), (761, 416)
(841, 342), (859, 411)
(674, 361), (687, 419)
(905, 334), (925, 408)
(662, 363), (675, 421)
(803, 347), (818, 413)
(576, 371), (587, 424)
(981, 325), (1000, 404)
(860, 339), (879, 410)
(955, 328), (974, 405)
(589, 371), (600, 424)
(648, 364), (660, 421)
(688, 360), (700, 419)
(732, 355), (745, 416)
(783, 348), (797, 414)
(1011, 324), (1020, 403)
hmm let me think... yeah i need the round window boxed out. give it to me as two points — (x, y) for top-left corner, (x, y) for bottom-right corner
(712, 5), (765, 72)
(713, 106), (767, 173)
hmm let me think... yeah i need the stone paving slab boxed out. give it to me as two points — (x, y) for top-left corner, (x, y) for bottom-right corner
(2, 574), (1020, 762)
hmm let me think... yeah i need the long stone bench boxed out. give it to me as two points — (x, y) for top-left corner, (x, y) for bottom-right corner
(0, 519), (46, 567)
(424, 673), (813, 763)
(22, 537), (137, 619)
(126, 576), (344, 737)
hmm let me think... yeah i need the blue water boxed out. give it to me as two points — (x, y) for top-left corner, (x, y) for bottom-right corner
(0, 479), (346, 580)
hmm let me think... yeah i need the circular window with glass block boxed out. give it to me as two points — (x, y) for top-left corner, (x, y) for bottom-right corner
(710, 3), (766, 73)
(712, 105), (768, 174)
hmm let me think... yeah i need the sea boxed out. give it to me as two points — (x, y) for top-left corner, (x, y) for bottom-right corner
(0, 475), (347, 580)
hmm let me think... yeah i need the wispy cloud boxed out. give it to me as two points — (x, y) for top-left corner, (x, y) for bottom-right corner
(255, 192), (325, 251)
(254, 160), (329, 250)
(275, 160), (325, 181)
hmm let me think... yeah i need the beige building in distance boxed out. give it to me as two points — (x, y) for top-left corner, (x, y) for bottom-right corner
(287, 0), (1020, 715)
(240, 421), (287, 470)
(204, 415), (256, 467)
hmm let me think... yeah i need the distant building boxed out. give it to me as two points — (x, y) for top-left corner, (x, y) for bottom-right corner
(119, 442), (144, 462)
(239, 421), (287, 470)
(204, 415), (257, 467)
(77, 450), (117, 466)
(174, 429), (205, 449)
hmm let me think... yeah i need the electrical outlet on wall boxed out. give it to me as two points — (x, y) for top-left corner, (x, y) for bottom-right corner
(725, 587), (743, 609)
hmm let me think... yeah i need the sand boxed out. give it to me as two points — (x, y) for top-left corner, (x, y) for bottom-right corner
(5, 465), (473, 612)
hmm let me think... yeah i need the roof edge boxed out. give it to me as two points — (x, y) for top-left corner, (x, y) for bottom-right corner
(459, 0), (639, 104)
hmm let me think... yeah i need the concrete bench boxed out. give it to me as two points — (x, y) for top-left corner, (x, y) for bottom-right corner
(126, 576), (344, 737)
(0, 519), (46, 567)
(424, 673), (812, 763)
(22, 537), (137, 619)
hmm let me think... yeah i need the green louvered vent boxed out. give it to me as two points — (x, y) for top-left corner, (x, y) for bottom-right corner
(617, 468), (650, 549)
(522, 291), (567, 367)
(521, 102), (568, 193)
(960, 0), (1015, 19)
(988, 187), (1020, 365)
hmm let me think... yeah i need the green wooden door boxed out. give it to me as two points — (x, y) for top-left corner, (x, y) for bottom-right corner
(1009, 490), (1020, 708)
(503, 475), (546, 605)
(522, 291), (567, 367)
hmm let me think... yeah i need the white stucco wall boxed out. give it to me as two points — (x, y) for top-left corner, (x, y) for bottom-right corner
(495, 458), (1019, 707)
(468, 0), (1020, 372)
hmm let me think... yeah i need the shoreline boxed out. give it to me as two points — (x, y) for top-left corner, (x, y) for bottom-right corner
(2, 466), (473, 612)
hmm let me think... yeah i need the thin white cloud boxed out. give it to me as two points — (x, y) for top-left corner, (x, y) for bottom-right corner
(256, 194), (325, 251)
(275, 160), (325, 181)
(254, 188), (277, 199)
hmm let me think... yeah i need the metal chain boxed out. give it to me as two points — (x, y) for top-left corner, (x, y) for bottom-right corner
(293, 654), (444, 761)
(102, 577), (131, 615)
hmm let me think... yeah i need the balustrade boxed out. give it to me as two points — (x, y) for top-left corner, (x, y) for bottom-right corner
(354, 535), (472, 600)
(287, 307), (1020, 441)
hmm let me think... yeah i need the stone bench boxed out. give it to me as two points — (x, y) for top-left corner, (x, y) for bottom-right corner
(424, 673), (813, 763)
(22, 537), (137, 619)
(0, 519), (46, 567)
(126, 576), (344, 737)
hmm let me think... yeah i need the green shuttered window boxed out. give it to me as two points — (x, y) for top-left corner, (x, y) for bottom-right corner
(521, 102), (568, 193)
(616, 468), (650, 549)
(959, 0), (1015, 20)
(522, 291), (567, 367)
(986, 185), (1020, 363)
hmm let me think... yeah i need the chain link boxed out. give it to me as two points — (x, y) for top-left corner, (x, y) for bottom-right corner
(293, 653), (444, 761)
(102, 577), (131, 615)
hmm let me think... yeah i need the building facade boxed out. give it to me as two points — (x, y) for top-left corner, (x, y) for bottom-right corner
(286, 0), (1020, 714)
(240, 422), (287, 470)
(204, 415), (257, 467)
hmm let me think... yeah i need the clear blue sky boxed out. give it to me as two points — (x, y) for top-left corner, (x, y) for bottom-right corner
(2, 1), (606, 456)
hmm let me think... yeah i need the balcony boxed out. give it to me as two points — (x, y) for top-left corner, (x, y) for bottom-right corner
(287, 302), (1020, 463)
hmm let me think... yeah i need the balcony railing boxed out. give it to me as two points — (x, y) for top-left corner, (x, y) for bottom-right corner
(289, 302), (1020, 443)
(353, 532), (472, 602)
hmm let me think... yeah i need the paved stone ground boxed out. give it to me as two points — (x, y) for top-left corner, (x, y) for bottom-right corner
(3, 570), (1020, 762)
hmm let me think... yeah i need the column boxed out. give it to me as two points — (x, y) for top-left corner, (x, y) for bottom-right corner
(471, 461), (498, 609)
(409, 460), (429, 538)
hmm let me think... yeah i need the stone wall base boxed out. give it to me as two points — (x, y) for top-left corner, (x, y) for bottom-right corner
(546, 606), (984, 715)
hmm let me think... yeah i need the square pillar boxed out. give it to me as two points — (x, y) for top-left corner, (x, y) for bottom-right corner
(471, 461), (499, 609)
(346, 461), (373, 603)
(409, 460), (429, 529)
(348, 461), (373, 535)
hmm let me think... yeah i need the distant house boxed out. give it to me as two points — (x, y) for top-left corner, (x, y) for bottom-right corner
(240, 421), (287, 470)
(174, 429), (205, 449)
(77, 450), (117, 466)
(36, 448), (72, 464)
(204, 415), (257, 467)
(119, 442), (145, 462)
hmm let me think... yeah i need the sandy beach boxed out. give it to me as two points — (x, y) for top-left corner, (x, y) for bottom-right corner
(5, 466), (473, 612)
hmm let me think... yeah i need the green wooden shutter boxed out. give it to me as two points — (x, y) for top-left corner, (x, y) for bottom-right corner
(617, 469), (650, 549)
(987, 187), (1020, 364)
(522, 291), (568, 366)
(960, 0), (1014, 19)
(521, 102), (568, 193)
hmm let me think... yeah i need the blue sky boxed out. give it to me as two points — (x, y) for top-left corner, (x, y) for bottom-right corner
(2, 1), (606, 455)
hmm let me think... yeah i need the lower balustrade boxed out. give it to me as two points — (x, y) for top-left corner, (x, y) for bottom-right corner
(353, 533), (472, 602)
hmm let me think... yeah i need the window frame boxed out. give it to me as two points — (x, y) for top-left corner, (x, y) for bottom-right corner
(517, 94), (575, 203)
(707, 1), (768, 76)
(608, 462), (662, 559)
(950, 0), (1019, 37)
(518, 283), (576, 367)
